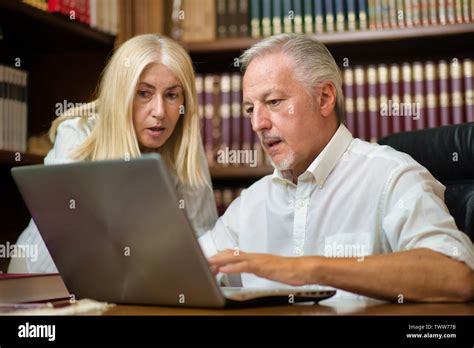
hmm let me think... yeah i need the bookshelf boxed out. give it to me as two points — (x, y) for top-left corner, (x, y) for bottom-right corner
(184, 22), (474, 53)
(0, 0), (116, 272)
(173, 0), (474, 214)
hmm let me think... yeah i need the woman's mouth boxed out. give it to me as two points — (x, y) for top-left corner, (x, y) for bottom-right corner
(147, 126), (165, 137)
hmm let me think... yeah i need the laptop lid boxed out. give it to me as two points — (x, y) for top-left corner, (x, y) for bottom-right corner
(12, 154), (227, 308)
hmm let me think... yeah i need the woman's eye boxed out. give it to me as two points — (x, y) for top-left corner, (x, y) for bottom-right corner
(138, 90), (151, 98)
(167, 92), (179, 99)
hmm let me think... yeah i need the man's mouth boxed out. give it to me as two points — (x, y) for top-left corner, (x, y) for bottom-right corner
(264, 138), (283, 148)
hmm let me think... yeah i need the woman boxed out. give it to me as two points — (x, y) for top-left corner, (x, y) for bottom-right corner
(9, 34), (218, 273)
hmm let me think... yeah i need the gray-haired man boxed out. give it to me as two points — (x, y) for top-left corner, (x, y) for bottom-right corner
(199, 34), (474, 302)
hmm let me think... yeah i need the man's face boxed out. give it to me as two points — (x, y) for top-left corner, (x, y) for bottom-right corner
(243, 52), (332, 175)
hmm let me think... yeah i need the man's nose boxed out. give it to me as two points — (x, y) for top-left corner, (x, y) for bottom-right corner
(251, 105), (271, 133)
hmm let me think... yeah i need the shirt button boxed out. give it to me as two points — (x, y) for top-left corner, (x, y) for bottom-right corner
(294, 247), (303, 256)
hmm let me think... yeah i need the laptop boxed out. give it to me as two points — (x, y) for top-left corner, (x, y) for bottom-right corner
(11, 154), (336, 308)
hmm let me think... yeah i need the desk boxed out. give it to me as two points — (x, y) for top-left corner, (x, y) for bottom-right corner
(104, 298), (474, 316)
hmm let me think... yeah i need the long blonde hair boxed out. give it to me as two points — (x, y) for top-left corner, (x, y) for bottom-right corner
(49, 34), (206, 187)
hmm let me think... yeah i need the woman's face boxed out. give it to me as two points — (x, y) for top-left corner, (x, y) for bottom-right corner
(133, 63), (184, 151)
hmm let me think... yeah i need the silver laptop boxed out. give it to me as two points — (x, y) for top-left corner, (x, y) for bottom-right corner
(11, 154), (336, 308)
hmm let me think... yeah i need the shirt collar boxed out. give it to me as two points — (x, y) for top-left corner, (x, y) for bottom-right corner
(272, 123), (353, 187)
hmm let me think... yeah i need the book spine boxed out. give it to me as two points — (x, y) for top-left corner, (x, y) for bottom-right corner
(262, 0), (272, 36)
(283, 0), (294, 33)
(401, 63), (413, 131)
(220, 73), (232, 166)
(238, 0), (249, 37)
(354, 66), (368, 140)
(425, 61), (439, 129)
(404, 0), (413, 26)
(228, 0), (240, 37)
(204, 75), (216, 165)
(378, 64), (390, 138)
(463, 0), (471, 22)
(446, 0), (456, 23)
(428, 0), (438, 25)
(303, 0), (314, 33)
(358, 0), (368, 29)
(381, 0), (391, 28)
(335, 0), (346, 32)
(389, 0), (398, 27)
(420, 0), (430, 25)
(438, 60), (451, 126)
(463, 59), (474, 122)
(217, 0), (227, 38)
(231, 73), (242, 154)
(195, 74), (205, 142)
(347, 0), (356, 31)
(272, 0), (283, 34)
(374, 0), (384, 28)
(396, 0), (405, 27)
(413, 62), (426, 130)
(368, 0), (377, 29)
(325, 0), (335, 32)
(450, 60), (464, 124)
(390, 64), (403, 133)
(438, 0), (447, 24)
(343, 68), (357, 137)
(293, 0), (304, 33)
(314, 0), (324, 33)
(411, 0), (421, 26)
(455, 0), (464, 22)
(250, 0), (262, 38)
(367, 65), (379, 141)
(212, 75), (222, 165)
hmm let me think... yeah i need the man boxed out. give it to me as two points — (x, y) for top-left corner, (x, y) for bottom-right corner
(199, 34), (474, 302)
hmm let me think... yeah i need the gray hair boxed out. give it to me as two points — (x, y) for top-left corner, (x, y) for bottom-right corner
(239, 34), (344, 124)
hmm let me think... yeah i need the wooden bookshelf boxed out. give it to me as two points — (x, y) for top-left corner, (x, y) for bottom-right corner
(183, 23), (474, 53)
(0, 0), (115, 50)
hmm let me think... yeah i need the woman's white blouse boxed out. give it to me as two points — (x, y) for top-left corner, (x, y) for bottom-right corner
(8, 116), (218, 273)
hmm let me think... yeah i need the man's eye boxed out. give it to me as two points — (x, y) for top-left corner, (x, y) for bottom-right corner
(245, 107), (254, 115)
(268, 99), (281, 106)
(138, 90), (151, 98)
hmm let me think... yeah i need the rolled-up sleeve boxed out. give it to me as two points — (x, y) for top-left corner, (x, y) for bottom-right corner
(382, 163), (474, 270)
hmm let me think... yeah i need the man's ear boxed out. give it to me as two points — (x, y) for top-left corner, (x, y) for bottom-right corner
(318, 82), (337, 118)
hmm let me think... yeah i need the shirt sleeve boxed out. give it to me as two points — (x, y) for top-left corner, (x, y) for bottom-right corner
(8, 118), (87, 274)
(198, 195), (241, 258)
(382, 163), (474, 270)
(178, 141), (218, 237)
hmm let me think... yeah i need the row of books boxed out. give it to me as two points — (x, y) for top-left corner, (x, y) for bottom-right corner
(249, 0), (474, 38)
(344, 59), (474, 141)
(0, 65), (28, 153)
(21, 0), (119, 35)
(214, 187), (245, 215)
(196, 73), (269, 168)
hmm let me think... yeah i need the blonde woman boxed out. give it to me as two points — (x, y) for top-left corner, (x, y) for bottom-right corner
(9, 34), (218, 273)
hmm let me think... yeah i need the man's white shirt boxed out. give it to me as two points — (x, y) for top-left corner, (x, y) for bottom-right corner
(199, 123), (474, 297)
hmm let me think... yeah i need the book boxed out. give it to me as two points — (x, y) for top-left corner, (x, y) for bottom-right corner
(272, 0), (283, 34)
(438, 60), (451, 126)
(450, 60), (464, 124)
(250, 0), (262, 38)
(425, 61), (439, 129)
(0, 273), (69, 304)
(464, 59), (474, 122)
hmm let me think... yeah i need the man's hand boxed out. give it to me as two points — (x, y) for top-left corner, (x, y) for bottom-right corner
(208, 249), (319, 286)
